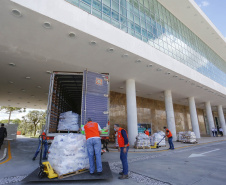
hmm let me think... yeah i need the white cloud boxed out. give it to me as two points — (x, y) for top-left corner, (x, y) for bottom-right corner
(199, 1), (210, 7)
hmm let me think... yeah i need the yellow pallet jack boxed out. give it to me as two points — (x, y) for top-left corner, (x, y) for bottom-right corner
(151, 136), (166, 149)
(38, 135), (58, 179)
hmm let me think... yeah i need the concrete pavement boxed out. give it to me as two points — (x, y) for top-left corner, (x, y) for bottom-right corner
(0, 136), (226, 185)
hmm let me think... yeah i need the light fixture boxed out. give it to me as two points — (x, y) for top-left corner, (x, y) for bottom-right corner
(9, 63), (16, 66)
(147, 64), (152, 67)
(21, 89), (25, 92)
(25, 76), (31, 79)
(68, 32), (76, 38)
(37, 86), (41, 88)
(12, 9), (22, 17)
(9, 81), (14, 84)
(173, 75), (178, 78)
(43, 22), (51, 29)
(179, 78), (184, 80)
(135, 60), (141, 63)
(46, 71), (52, 74)
(107, 48), (114, 52)
(122, 54), (128, 58)
(157, 68), (162, 71)
(89, 41), (96, 45)
(166, 72), (170, 75)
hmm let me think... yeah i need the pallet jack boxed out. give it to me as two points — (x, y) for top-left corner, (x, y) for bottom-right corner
(151, 136), (166, 149)
(38, 134), (58, 179)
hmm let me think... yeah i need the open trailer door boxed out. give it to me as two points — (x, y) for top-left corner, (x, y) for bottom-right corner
(81, 70), (110, 136)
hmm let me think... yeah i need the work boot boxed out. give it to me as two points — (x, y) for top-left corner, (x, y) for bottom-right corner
(32, 157), (36, 161)
(97, 172), (102, 175)
(118, 174), (129, 179)
(119, 172), (123, 175)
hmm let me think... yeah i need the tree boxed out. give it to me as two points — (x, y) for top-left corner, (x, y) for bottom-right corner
(0, 106), (25, 124)
(26, 110), (46, 136)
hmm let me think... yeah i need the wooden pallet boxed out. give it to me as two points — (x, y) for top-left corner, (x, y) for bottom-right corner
(134, 146), (151, 149)
(58, 168), (89, 179)
(182, 141), (198, 144)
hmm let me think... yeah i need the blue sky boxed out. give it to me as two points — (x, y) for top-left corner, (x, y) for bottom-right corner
(194, 0), (226, 37)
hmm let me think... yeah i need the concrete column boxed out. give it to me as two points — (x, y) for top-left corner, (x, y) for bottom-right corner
(126, 79), (138, 145)
(188, 97), (201, 138)
(164, 90), (176, 141)
(205, 101), (215, 137)
(217, 105), (226, 136)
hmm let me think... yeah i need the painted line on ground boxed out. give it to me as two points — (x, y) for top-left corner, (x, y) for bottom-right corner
(0, 141), (12, 165)
(109, 139), (226, 153)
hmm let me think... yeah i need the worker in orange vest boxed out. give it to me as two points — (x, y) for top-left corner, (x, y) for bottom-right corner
(32, 131), (48, 160)
(144, 128), (149, 136)
(82, 118), (102, 175)
(114, 124), (129, 180)
(164, 126), (174, 150)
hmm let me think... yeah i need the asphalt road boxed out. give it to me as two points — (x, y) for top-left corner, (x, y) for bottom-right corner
(0, 137), (226, 185)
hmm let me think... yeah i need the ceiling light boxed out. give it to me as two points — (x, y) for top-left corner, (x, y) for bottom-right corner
(147, 64), (152, 67)
(25, 76), (31, 79)
(135, 60), (142, 63)
(122, 54), (128, 58)
(107, 48), (114, 52)
(68, 32), (76, 38)
(179, 78), (184, 80)
(173, 75), (178, 78)
(37, 86), (41, 88)
(89, 41), (96, 45)
(9, 81), (14, 84)
(119, 87), (124, 89)
(157, 68), (162, 71)
(46, 71), (52, 74)
(21, 89), (25, 92)
(9, 63), (16, 66)
(166, 72), (170, 75)
(12, 9), (22, 17)
(43, 22), (51, 29)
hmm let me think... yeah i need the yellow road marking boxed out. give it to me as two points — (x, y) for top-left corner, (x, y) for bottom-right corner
(0, 141), (12, 165)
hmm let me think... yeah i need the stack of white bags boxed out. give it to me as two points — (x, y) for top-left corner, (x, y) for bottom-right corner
(57, 111), (80, 131)
(48, 134), (89, 176)
(134, 133), (150, 147)
(150, 131), (166, 146)
(178, 131), (196, 143)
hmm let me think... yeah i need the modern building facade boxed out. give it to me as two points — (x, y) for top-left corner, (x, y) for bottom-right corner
(0, 0), (226, 144)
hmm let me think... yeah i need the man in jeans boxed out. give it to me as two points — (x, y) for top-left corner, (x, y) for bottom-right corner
(114, 124), (129, 180)
(82, 118), (102, 175)
(164, 126), (174, 150)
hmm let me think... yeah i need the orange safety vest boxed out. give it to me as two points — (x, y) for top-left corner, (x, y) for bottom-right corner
(166, 129), (172, 138)
(117, 127), (129, 147)
(144, 130), (149, 136)
(84, 121), (100, 140)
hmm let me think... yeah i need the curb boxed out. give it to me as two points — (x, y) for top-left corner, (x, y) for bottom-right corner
(0, 148), (7, 162)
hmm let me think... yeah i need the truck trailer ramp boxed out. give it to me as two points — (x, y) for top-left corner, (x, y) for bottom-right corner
(23, 162), (112, 182)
